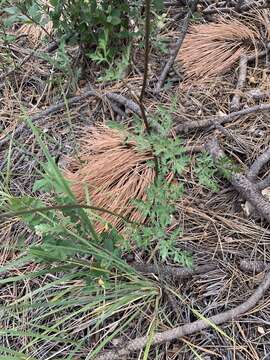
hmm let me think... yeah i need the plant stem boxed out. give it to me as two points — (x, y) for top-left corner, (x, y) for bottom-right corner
(139, 0), (159, 178)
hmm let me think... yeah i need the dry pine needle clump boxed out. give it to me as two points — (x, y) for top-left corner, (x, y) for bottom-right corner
(178, 13), (269, 83)
(64, 125), (155, 232)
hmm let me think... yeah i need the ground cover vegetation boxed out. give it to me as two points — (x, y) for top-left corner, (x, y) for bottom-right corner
(1, 0), (270, 358)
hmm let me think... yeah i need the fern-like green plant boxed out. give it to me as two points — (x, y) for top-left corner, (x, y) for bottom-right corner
(119, 107), (193, 267)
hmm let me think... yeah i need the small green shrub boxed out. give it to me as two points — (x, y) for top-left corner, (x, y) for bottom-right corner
(195, 151), (240, 192)
(114, 106), (193, 267)
(49, 0), (132, 63)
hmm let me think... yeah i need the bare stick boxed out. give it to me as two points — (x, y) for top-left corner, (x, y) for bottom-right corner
(247, 147), (270, 181)
(174, 103), (270, 134)
(132, 262), (216, 278)
(240, 260), (270, 273)
(0, 91), (141, 149)
(138, 0), (159, 177)
(97, 270), (270, 360)
(205, 138), (270, 223)
(154, 0), (199, 93)
(106, 93), (141, 115)
(257, 175), (270, 190)
(230, 55), (247, 111)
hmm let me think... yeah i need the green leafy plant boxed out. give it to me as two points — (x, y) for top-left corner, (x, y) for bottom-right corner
(195, 151), (240, 192)
(98, 45), (131, 81)
(48, 0), (132, 63)
(121, 107), (193, 267)
(195, 152), (220, 192)
(2, 0), (50, 31)
(0, 117), (160, 357)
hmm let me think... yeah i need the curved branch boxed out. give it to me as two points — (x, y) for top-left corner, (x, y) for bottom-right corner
(132, 262), (216, 278)
(154, 0), (199, 93)
(175, 103), (270, 134)
(205, 138), (270, 223)
(0, 91), (141, 149)
(230, 55), (247, 111)
(97, 271), (270, 360)
(247, 147), (270, 181)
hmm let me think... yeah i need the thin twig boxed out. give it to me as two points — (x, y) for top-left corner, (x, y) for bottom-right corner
(175, 103), (270, 133)
(230, 55), (247, 111)
(138, 0), (159, 177)
(97, 270), (270, 360)
(139, 0), (152, 135)
(154, 0), (198, 93)
(12, 1), (56, 43)
(247, 42), (270, 62)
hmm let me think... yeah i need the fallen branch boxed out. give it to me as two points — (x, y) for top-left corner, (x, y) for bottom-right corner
(205, 138), (270, 223)
(131, 262), (216, 279)
(257, 175), (270, 190)
(0, 90), (141, 149)
(97, 270), (270, 360)
(106, 93), (141, 115)
(230, 173), (270, 222)
(246, 147), (270, 181)
(174, 103), (270, 133)
(240, 260), (270, 273)
(154, 0), (199, 93)
(230, 55), (247, 111)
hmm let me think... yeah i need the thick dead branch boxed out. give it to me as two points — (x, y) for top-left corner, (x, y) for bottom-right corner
(231, 174), (270, 222)
(132, 262), (216, 278)
(231, 55), (247, 111)
(97, 270), (270, 360)
(106, 93), (141, 115)
(175, 103), (270, 133)
(240, 260), (270, 273)
(154, 0), (198, 93)
(257, 175), (270, 190)
(247, 147), (270, 181)
(205, 138), (270, 223)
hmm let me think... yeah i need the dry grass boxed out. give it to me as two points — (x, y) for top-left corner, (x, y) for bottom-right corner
(178, 16), (261, 83)
(64, 125), (155, 232)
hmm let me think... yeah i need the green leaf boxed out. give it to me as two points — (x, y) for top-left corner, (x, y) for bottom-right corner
(3, 6), (19, 15)
(153, 0), (164, 11)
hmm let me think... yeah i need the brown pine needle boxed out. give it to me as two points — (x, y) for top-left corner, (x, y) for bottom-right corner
(64, 125), (155, 232)
(178, 16), (261, 83)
